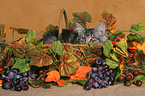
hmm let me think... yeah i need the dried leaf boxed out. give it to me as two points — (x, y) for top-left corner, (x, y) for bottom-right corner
(0, 24), (7, 37)
(45, 24), (58, 32)
(58, 51), (79, 76)
(68, 66), (92, 82)
(52, 41), (63, 56)
(68, 20), (76, 30)
(25, 29), (36, 43)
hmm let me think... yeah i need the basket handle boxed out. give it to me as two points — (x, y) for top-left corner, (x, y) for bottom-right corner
(58, 9), (69, 40)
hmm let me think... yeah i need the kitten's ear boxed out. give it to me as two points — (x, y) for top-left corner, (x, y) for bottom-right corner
(94, 21), (105, 36)
(74, 22), (85, 33)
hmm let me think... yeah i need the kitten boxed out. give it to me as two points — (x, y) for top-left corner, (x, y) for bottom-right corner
(40, 21), (108, 44)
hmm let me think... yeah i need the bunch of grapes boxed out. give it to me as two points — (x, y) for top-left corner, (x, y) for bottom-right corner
(118, 70), (142, 87)
(1, 66), (38, 91)
(83, 58), (114, 90)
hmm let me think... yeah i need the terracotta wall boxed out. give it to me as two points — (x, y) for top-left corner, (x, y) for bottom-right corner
(0, 0), (145, 41)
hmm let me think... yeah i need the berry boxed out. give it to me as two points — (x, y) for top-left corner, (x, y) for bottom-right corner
(135, 80), (142, 87)
(118, 74), (125, 81)
(125, 81), (131, 86)
(133, 70), (140, 76)
(39, 69), (44, 74)
(0, 68), (3, 71)
(125, 73), (133, 81)
(123, 70), (130, 75)
(40, 76), (45, 81)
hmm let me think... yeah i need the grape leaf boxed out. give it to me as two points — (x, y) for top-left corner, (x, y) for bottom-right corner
(103, 40), (113, 57)
(100, 11), (116, 35)
(72, 79), (87, 85)
(13, 38), (38, 58)
(29, 79), (52, 88)
(25, 29), (36, 43)
(72, 11), (92, 28)
(30, 50), (53, 67)
(115, 38), (128, 57)
(13, 58), (30, 73)
(129, 22), (145, 32)
(45, 24), (58, 32)
(106, 58), (119, 69)
(68, 20), (76, 30)
(52, 40), (63, 56)
(58, 51), (79, 76)
(68, 66), (92, 82)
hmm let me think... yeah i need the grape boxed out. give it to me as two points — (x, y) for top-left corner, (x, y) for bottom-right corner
(93, 82), (99, 88)
(83, 81), (92, 91)
(90, 73), (98, 78)
(10, 84), (16, 91)
(16, 85), (22, 91)
(95, 58), (102, 65)
(92, 67), (98, 73)
(98, 66), (103, 71)
(2, 82), (11, 89)
(135, 80), (142, 87)
(8, 72), (15, 79)
(94, 76), (100, 81)
(22, 72), (28, 77)
(133, 70), (140, 76)
(21, 83), (29, 90)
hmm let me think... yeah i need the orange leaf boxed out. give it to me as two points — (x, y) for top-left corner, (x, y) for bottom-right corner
(119, 55), (124, 72)
(137, 42), (145, 54)
(45, 70), (60, 82)
(57, 79), (67, 86)
(68, 66), (92, 82)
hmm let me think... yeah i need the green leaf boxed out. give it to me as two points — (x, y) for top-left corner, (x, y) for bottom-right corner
(68, 20), (76, 30)
(61, 82), (72, 87)
(110, 52), (119, 62)
(129, 22), (145, 32)
(58, 51), (79, 76)
(25, 29), (36, 43)
(72, 79), (87, 85)
(132, 74), (145, 84)
(29, 79), (52, 88)
(127, 32), (144, 44)
(116, 38), (128, 57)
(13, 58), (30, 73)
(72, 11), (92, 28)
(103, 40), (113, 57)
(106, 58), (119, 69)
(52, 40), (63, 56)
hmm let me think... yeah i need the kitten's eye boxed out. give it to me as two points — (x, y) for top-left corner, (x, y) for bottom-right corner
(81, 37), (86, 41)
(91, 37), (96, 41)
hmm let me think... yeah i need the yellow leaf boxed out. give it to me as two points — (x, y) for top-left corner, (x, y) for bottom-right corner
(119, 55), (124, 72)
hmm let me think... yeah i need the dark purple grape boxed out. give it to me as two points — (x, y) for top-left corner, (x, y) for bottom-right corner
(2, 82), (11, 89)
(105, 77), (110, 82)
(94, 76), (100, 81)
(88, 79), (96, 84)
(101, 60), (106, 66)
(83, 81), (92, 91)
(13, 79), (20, 85)
(16, 85), (22, 91)
(98, 66), (103, 71)
(95, 58), (102, 65)
(92, 67), (98, 73)
(30, 74), (38, 79)
(102, 70), (106, 74)
(98, 72), (104, 79)
(28, 70), (33, 75)
(93, 82), (99, 88)
(106, 71), (111, 76)
(104, 65), (109, 69)
(21, 83), (29, 90)
(8, 72), (15, 79)
(108, 80), (114, 86)
(22, 77), (29, 83)
(101, 80), (108, 87)
(12, 69), (19, 75)
(22, 72), (28, 77)
(90, 73), (98, 78)
(3, 76), (10, 83)
(109, 69), (114, 73)
(10, 84), (16, 91)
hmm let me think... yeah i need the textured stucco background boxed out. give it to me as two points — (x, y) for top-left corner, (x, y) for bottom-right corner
(0, 0), (145, 41)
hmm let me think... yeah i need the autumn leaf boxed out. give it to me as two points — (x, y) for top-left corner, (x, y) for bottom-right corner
(72, 11), (92, 28)
(119, 55), (124, 72)
(45, 70), (67, 86)
(13, 38), (38, 58)
(137, 42), (145, 54)
(58, 51), (79, 76)
(100, 11), (116, 35)
(68, 20), (76, 30)
(30, 50), (53, 67)
(9, 27), (29, 34)
(0, 23), (7, 37)
(68, 66), (92, 82)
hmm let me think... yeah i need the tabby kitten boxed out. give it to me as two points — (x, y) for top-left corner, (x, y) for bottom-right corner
(40, 21), (108, 44)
